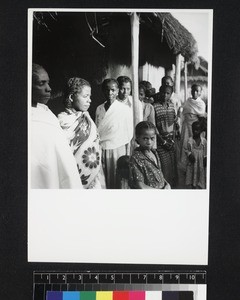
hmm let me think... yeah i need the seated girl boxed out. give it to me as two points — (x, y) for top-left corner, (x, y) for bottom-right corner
(129, 121), (170, 189)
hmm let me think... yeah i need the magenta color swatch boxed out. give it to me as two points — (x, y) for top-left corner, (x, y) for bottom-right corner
(129, 291), (145, 300)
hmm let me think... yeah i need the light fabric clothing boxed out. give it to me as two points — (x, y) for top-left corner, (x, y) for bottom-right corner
(31, 103), (82, 189)
(118, 96), (148, 124)
(58, 109), (104, 189)
(117, 95), (133, 108)
(153, 101), (177, 187)
(95, 100), (133, 188)
(118, 178), (130, 189)
(102, 144), (131, 189)
(182, 97), (206, 116)
(129, 147), (166, 189)
(96, 100), (133, 150)
(185, 136), (207, 189)
(118, 96), (156, 148)
(140, 101), (157, 149)
(171, 92), (182, 115)
(141, 101), (155, 124)
(179, 97), (206, 170)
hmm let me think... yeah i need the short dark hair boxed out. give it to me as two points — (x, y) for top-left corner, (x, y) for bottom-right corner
(135, 121), (156, 136)
(63, 77), (91, 108)
(191, 84), (202, 92)
(117, 155), (130, 170)
(161, 76), (173, 85)
(192, 120), (201, 131)
(32, 63), (46, 84)
(139, 84), (146, 92)
(101, 78), (119, 91)
(65, 77), (91, 96)
(159, 85), (173, 94)
(139, 80), (152, 90)
(117, 76), (132, 88)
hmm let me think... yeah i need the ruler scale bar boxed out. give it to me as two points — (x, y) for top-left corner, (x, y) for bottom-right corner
(33, 272), (206, 300)
(34, 272), (206, 285)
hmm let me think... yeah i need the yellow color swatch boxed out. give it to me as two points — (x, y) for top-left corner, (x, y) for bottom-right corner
(96, 291), (113, 300)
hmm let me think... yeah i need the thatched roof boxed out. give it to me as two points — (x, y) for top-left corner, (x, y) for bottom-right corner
(140, 13), (198, 63)
(32, 11), (200, 117)
(33, 11), (198, 64)
(33, 12), (199, 103)
(181, 56), (208, 83)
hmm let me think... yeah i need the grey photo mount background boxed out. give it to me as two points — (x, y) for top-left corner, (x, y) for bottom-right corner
(0, 0), (240, 299)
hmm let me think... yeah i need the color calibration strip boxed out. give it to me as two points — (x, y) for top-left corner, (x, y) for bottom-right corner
(33, 272), (206, 300)
(46, 291), (193, 300)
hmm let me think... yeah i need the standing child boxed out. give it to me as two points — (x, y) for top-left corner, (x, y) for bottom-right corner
(95, 79), (133, 189)
(153, 85), (179, 187)
(139, 84), (155, 124)
(179, 84), (206, 162)
(139, 80), (155, 104)
(117, 76), (133, 107)
(185, 121), (207, 189)
(116, 155), (130, 189)
(178, 84), (207, 188)
(129, 121), (170, 189)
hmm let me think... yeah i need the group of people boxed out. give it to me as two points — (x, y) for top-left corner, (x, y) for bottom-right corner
(31, 63), (207, 190)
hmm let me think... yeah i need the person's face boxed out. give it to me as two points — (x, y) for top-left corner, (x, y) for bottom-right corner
(137, 129), (156, 150)
(72, 86), (91, 112)
(119, 82), (131, 100)
(160, 87), (172, 102)
(191, 86), (202, 99)
(32, 69), (51, 105)
(163, 78), (173, 87)
(139, 87), (145, 102)
(103, 82), (119, 102)
(192, 124), (201, 137)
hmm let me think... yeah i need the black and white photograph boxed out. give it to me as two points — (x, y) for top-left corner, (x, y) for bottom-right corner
(2, 1), (240, 299)
(28, 9), (212, 266)
(30, 9), (211, 191)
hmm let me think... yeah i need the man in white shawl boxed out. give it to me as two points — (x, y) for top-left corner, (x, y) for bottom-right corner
(178, 84), (207, 182)
(31, 64), (82, 189)
(95, 79), (133, 189)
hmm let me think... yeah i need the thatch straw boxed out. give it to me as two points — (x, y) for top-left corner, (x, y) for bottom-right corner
(181, 75), (208, 83)
(141, 13), (199, 64)
(34, 11), (199, 64)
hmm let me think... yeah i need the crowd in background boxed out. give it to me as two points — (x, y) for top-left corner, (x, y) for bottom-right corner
(31, 63), (207, 190)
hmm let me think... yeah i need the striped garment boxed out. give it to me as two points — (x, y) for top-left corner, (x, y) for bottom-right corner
(153, 101), (177, 187)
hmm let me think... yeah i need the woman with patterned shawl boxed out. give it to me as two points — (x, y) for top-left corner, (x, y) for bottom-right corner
(58, 77), (104, 189)
(95, 79), (133, 189)
(153, 85), (178, 187)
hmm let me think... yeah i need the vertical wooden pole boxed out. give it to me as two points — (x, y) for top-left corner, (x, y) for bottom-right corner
(131, 12), (141, 130)
(175, 53), (181, 96)
(184, 60), (188, 103)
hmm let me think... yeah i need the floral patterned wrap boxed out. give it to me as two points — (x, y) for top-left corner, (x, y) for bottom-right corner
(58, 109), (101, 188)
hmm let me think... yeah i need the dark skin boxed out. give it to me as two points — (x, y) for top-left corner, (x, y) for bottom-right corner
(135, 129), (162, 189)
(102, 81), (119, 111)
(188, 124), (207, 167)
(158, 86), (174, 150)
